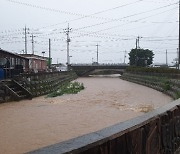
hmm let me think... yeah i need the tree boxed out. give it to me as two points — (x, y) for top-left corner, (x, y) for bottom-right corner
(129, 48), (154, 67)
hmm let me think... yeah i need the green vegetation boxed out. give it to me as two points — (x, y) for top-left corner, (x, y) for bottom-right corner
(175, 91), (180, 99)
(162, 80), (171, 91)
(121, 72), (180, 100)
(47, 81), (85, 97)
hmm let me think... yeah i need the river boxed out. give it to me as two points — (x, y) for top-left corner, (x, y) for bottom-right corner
(0, 77), (172, 154)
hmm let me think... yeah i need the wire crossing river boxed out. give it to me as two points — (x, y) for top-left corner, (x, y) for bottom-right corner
(0, 77), (172, 154)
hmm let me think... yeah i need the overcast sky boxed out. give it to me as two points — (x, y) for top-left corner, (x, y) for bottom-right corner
(0, 0), (179, 65)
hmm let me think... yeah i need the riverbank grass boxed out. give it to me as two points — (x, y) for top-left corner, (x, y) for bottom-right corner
(48, 82), (85, 97)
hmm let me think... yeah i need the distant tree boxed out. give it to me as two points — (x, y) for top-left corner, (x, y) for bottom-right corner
(129, 48), (154, 67)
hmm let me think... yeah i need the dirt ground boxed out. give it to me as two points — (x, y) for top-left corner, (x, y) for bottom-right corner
(0, 77), (172, 154)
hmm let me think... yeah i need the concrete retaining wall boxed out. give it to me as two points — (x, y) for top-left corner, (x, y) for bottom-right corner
(18, 71), (77, 97)
(120, 73), (180, 99)
(0, 71), (77, 102)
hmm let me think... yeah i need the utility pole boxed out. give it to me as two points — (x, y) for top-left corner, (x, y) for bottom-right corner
(57, 58), (59, 64)
(177, 48), (179, 69)
(178, 0), (180, 69)
(137, 36), (140, 49)
(48, 39), (51, 69)
(96, 44), (99, 64)
(135, 38), (138, 66)
(23, 26), (29, 54)
(124, 50), (127, 64)
(30, 34), (36, 55)
(64, 24), (72, 66)
(166, 49), (168, 66)
(137, 36), (142, 49)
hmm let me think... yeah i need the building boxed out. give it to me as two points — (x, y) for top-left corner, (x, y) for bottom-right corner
(19, 54), (49, 72)
(0, 49), (29, 71)
(0, 49), (29, 79)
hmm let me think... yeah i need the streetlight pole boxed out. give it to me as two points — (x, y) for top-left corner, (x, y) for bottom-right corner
(42, 51), (45, 58)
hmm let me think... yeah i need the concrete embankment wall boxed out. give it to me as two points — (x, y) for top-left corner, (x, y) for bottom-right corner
(120, 72), (180, 100)
(0, 71), (77, 102)
(29, 99), (180, 154)
(19, 71), (77, 97)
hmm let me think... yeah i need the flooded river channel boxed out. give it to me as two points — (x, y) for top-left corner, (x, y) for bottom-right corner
(0, 77), (172, 154)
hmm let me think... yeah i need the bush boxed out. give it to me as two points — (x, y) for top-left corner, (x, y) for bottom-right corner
(175, 91), (180, 99)
(47, 81), (84, 97)
(163, 81), (171, 91)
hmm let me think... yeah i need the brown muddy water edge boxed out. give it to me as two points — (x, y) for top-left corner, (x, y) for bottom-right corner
(0, 77), (172, 154)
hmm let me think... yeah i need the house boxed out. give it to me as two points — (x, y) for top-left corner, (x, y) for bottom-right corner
(19, 54), (49, 72)
(0, 49), (29, 71)
(0, 49), (29, 79)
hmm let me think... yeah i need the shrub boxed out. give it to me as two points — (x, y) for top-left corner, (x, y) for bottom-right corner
(175, 91), (180, 99)
(47, 81), (84, 97)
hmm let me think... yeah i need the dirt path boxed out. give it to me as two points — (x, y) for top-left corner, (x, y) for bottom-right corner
(0, 77), (172, 154)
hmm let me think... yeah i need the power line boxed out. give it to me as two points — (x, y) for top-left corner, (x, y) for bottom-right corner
(1, 1), (178, 61)
(12, 0), (145, 31)
(72, 7), (178, 38)
(73, 3), (178, 32)
(6, 0), (176, 32)
(0, 28), (22, 34)
(5, 0), (143, 22)
(1, 2), (175, 39)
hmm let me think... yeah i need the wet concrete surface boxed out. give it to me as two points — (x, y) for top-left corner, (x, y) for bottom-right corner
(0, 77), (172, 154)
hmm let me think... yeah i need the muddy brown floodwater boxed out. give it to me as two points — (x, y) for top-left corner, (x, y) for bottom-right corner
(0, 77), (172, 154)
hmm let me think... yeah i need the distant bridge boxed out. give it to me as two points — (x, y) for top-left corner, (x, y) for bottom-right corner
(70, 63), (129, 76)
